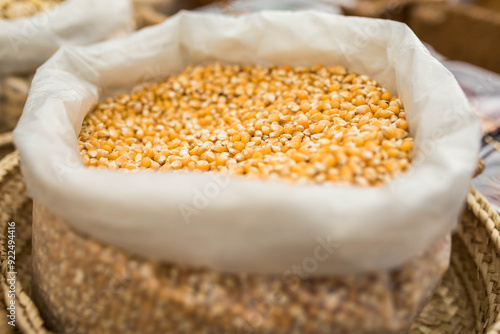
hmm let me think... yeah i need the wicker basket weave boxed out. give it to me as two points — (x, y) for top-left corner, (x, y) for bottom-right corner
(0, 74), (33, 133)
(0, 131), (498, 333)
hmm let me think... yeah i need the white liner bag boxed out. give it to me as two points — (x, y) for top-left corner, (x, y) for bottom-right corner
(14, 11), (481, 276)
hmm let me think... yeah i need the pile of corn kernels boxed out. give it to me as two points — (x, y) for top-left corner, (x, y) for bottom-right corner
(79, 63), (413, 186)
(0, 0), (64, 20)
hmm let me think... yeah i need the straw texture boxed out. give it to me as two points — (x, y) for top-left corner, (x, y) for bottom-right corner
(0, 74), (32, 133)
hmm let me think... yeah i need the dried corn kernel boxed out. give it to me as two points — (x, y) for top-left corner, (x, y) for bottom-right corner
(79, 63), (413, 186)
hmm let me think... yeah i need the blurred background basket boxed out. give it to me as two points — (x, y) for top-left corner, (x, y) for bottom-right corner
(0, 132), (498, 333)
(0, 74), (33, 134)
(0, 2), (171, 135)
(133, 0), (170, 28)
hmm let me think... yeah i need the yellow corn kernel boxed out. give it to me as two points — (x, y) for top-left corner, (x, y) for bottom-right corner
(381, 92), (392, 100)
(297, 115), (309, 128)
(196, 160), (210, 171)
(141, 157), (152, 168)
(400, 140), (413, 152)
(396, 119), (408, 130)
(233, 141), (245, 151)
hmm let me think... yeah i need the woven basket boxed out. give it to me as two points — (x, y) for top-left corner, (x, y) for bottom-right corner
(0, 132), (498, 333)
(0, 6), (168, 134)
(0, 74), (33, 133)
(133, 0), (169, 29)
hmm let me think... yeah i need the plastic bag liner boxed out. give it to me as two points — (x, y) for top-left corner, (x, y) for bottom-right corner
(14, 11), (481, 276)
(0, 0), (134, 76)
